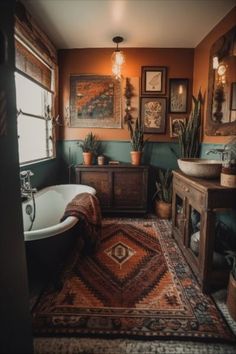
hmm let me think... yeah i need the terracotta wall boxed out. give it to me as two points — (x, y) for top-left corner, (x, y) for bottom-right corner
(58, 48), (194, 141)
(193, 6), (236, 144)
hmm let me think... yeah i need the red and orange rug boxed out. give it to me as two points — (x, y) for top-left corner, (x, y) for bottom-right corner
(32, 219), (235, 343)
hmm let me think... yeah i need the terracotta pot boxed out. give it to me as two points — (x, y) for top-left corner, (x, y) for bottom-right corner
(155, 200), (172, 219)
(130, 151), (142, 165)
(83, 152), (93, 165)
(226, 272), (236, 321)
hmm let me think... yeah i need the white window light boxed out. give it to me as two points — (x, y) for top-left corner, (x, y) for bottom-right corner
(15, 72), (54, 164)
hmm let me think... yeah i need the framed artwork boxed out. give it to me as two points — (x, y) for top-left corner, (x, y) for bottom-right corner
(69, 75), (122, 128)
(169, 116), (186, 138)
(230, 82), (236, 110)
(141, 66), (167, 95)
(141, 97), (167, 133)
(169, 78), (188, 113)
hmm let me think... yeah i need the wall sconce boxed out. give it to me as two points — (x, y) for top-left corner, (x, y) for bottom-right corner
(213, 55), (219, 69)
(111, 36), (125, 80)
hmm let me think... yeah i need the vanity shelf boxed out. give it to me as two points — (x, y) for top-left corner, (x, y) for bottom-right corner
(172, 170), (236, 293)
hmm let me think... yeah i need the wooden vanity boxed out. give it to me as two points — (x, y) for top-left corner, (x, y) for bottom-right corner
(172, 170), (236, 293)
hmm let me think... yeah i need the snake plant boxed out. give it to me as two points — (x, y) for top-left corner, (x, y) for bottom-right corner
(178, 90), (203, 158)
(153, 169), (173, 203)
(127, 118), (146, 152)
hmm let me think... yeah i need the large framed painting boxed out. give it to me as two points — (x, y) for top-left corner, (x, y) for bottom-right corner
(141, 97), (167, 133)
(70, 75), (122, 128)
(141, 66), (167, 95)
(169, 78), (188, 113)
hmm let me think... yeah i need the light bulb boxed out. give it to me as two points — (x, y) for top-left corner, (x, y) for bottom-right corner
(178, 85), (183, 94)
(115, 51), (125, 65)
(213, 56), (219, 69)
(112, 63), (121, 80)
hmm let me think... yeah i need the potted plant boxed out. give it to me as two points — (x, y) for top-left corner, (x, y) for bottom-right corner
(225, 250), (236, 320)
(152, 168), (173, 219)
(178, 90), (203, 158)
(78, 132), (100, 165)
(127, 118), (146, 165)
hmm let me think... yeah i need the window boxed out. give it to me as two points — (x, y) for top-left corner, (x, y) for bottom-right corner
(15, 72), (54, 164)
(14, 37), (56, 165)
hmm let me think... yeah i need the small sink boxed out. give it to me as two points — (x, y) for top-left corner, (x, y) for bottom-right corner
(177, 158), (222, 179)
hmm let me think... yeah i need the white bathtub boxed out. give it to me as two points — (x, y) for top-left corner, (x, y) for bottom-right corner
(22, 184), (96, 241)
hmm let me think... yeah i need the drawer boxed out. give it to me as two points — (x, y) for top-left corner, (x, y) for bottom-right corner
(113, 171), (147, 209)
(174, 176), (206, 209)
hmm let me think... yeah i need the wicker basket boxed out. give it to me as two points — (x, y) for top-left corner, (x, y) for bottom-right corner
(154, 200), (172, 219)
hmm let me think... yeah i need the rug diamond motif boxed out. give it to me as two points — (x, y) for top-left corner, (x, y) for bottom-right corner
(93, 226), (161, 284)
(104, 241), (135, 267)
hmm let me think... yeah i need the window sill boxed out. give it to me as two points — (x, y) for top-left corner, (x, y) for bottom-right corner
(20, 156), (56, 168)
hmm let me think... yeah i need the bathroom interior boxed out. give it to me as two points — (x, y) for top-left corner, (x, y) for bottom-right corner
(1, 0), (236, 353)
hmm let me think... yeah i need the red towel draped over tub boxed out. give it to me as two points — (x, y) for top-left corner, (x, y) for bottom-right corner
(61, 192), (102, 253)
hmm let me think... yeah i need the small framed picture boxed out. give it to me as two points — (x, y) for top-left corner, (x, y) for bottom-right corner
(230, 82), (236, 111)
(141, 66), (167, 95)
(169, 78), (188, 113)
(141, 97), (167, 133)
(169, 116), (186, 138)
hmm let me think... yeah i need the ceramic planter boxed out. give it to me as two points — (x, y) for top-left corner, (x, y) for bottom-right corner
(83, 152), (93, 165)
(130, 151), (142, 165)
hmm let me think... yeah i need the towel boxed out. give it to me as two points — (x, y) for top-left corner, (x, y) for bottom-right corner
(61, 192), (102, 253)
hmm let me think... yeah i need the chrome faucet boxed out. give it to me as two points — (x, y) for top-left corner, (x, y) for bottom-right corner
(20, 170), (37, 199)
(205, 148), (232, 167)
(205, 148), (225, 156)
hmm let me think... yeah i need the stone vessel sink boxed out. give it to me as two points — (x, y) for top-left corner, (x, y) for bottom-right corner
(177, 158), (222, 179)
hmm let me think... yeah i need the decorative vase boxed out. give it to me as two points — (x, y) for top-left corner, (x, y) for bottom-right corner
(83, 152), (93, 165)
(226, 273), (236, 321)
(130, 151), (142, 165)
(155, 200), (172, 219)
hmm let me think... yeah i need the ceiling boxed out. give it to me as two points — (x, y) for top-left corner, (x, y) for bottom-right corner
(22, 0), (235, 49)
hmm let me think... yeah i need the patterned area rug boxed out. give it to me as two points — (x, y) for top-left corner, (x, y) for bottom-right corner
(32, 219), (235, 343)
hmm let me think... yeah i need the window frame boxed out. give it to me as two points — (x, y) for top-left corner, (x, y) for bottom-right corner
(14, 37), (56, 166)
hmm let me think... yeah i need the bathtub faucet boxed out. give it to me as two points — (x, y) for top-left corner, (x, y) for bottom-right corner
(20, 170), (37, 199)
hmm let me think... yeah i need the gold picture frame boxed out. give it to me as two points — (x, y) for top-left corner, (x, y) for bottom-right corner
(69, 75), (122, 128)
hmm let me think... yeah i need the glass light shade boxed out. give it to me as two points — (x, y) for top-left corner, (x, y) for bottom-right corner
(111, 50), (125, 66)
(112, 63), (121, 79)
(111, 50), (125, 79)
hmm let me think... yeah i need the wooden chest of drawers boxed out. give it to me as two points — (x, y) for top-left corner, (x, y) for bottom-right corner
(75, 164), (149, 213)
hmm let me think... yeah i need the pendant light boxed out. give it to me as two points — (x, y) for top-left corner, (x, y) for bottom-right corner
(111, 36), (125, 80)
